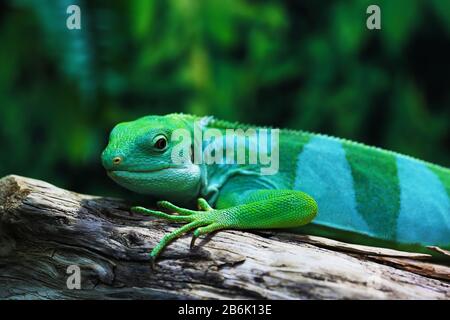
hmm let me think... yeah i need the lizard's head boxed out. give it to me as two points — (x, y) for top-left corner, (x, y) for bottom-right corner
(102, 114), (201, 202)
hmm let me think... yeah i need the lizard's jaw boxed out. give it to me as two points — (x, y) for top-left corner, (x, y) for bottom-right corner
(107, 165), (202, 201)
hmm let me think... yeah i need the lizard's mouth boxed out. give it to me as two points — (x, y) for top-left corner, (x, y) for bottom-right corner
(108, 167), (170, 174)
(107, 166), (178, 178)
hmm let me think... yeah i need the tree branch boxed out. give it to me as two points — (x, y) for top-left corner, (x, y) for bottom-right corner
(0, 175), (448, 299)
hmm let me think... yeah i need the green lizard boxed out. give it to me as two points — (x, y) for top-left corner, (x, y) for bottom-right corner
(101, 113), (450, 266)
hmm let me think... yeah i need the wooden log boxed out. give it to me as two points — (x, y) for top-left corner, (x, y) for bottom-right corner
(0, 175), (448, 299)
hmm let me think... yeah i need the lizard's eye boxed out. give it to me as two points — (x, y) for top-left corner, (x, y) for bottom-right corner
(153, 135), (167, 150)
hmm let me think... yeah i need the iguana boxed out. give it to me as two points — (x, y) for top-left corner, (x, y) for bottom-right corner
(101, 113), (450, 265)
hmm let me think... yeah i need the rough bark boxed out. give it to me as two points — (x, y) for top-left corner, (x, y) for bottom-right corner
(0, 175), (448, 300)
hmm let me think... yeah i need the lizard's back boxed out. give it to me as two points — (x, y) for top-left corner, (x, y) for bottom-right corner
(211, 118), (450, 250)
(288, 132), (450, 249)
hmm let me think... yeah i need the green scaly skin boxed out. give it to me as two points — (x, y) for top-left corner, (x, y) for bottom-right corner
(102, 113), (450, 266)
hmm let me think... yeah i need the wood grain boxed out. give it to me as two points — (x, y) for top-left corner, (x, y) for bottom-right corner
(0, 175), (448, 299)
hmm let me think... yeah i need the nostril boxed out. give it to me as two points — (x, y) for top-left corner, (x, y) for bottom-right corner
(112, 156), (122, 165)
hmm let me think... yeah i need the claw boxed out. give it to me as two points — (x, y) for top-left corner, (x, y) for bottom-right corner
(155, 201), (196, 216)
(131, 205), (193, 222)
(190, 234), (198, 249)
(149, 255), (156, 270)
(197, 198), (213, 211)
(156, 201), (170, 209)
(130, 206), (141, 214)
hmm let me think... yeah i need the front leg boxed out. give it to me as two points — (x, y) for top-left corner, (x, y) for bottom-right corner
(132, 190), (318, 267)
(132, 199), (223, 268)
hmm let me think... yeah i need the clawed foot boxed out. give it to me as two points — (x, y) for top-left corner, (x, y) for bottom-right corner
(131, 198), (224, 267)
(190, 233), (198, 249)
(149, 255), (156, 270)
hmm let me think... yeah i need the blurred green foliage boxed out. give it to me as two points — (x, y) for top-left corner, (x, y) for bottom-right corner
(0, 0), (449, 197)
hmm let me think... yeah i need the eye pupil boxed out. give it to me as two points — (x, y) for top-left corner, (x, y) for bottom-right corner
(155, 138), (167, 149)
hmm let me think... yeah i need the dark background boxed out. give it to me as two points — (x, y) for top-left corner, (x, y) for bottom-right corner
(0, 0), (449, 199)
